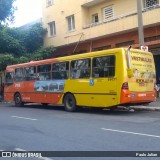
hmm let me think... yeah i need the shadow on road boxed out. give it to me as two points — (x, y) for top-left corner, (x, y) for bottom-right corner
(4, 102), (143, 116)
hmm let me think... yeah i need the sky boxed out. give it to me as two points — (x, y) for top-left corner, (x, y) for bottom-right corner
(12, 0), (42, 27)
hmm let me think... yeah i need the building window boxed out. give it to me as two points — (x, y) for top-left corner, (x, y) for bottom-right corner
(46, 0), (53, 7)
(93, 45), (111, 51)
(144, 35), (160, 42)
(66, 15), (75, 32)
(92, 14), (99, 23)
(144, 0), (159, 9)
(48, 21), (56, 37)
(103, 6), (114, 21)
(115, 40), (135, 48)
(73, 50), (87, 54)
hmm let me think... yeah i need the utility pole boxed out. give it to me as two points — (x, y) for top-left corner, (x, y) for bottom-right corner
(137, 0), (144, 48)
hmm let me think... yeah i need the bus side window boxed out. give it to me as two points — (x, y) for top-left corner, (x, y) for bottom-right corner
(52, 62), (69, 80)
(70, 59), (90, 79)
(15, 68), (24, 82)
(5, 72), (14, 84)
(92, 55), (115, 78)
(92, 58), (100, 77)
(24, 66), (36, 81)
(37, 64), (51, 80)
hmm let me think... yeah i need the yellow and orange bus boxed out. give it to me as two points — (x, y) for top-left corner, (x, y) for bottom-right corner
(4, 47), (156, 111)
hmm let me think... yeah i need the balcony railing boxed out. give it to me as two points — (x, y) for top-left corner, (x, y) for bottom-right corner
(83, 3), (160, 29)
(83, 11), (137, 29)
(82, 0), (106, 7)
(143, 2), (160, 11)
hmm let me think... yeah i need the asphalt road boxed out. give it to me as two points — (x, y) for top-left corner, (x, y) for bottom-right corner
(0, 103), (160, 160)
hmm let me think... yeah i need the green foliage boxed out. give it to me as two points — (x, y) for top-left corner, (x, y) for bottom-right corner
(0, 23), (47, 56)
(0, 13), (54, 72)
(0, 0), (15, 23)
(22, 23), (47, 53)
(0, 46), (55, 72)
(31, 46), (55, 60)
(0, 54), (15, 71)
(0, 29), (25, 56)
(18, 56), (29, 63)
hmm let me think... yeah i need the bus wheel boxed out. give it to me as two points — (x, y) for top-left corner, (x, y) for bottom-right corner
(64, 94), (76, 112)
(14, 93), (24, 107)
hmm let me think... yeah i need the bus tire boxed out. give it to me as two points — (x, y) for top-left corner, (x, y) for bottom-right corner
(64, 93), (77, 112)
(14, 93), (24, 107)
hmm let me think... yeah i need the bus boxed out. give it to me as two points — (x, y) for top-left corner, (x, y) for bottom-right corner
(4, 47), (156, 111)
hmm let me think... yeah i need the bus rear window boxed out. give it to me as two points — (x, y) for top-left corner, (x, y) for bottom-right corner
(92, 55), (115, 78)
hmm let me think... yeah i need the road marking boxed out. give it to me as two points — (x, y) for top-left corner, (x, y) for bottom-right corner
(15, 148), (53, 160)
(11, 116), (37, 121)
(15, 148), (26, 151)
(101, 128), (160, 138)
(39, 157), (53, 160)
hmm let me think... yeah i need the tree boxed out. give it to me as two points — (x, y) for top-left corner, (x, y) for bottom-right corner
(29, 46), (55, 60)
(22, 23), (47, 53)
(0, 23), (47, 56)
(0, 28), (25, 56)
(0, 23), (54, 72)
(0, 0), (15, 24)
(0, 46), (55, 72)
(0, 54), (15, 71)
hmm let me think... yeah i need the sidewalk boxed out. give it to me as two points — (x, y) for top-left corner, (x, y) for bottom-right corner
(129, 98), (160, 111)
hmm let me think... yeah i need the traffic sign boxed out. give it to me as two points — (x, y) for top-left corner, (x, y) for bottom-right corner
(141, 46), (148, 52)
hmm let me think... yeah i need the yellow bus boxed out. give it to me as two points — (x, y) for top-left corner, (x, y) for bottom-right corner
(4, 47), (156, 111)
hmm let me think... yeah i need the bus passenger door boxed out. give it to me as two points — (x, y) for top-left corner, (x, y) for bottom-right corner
(90, 54), (118, 107)
(4, 72), (15, 101)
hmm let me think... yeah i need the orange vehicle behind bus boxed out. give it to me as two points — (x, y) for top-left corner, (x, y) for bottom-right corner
(4, 47), (156, 111)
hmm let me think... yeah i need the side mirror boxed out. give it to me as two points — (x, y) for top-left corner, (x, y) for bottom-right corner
(127, 69), (133, 78)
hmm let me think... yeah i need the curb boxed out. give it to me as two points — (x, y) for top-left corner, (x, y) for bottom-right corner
(0, 101), (12, 104)
(1, 102), (160, 112)
(129, 106), (160, 111)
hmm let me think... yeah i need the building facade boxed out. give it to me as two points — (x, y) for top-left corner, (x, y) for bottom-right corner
(42, 0), (160, 84)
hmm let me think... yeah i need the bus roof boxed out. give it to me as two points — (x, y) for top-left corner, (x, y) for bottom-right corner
(5, 47), (152, 71)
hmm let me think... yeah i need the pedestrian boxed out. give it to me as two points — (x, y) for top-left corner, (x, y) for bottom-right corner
(155, 84), (160, 98)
